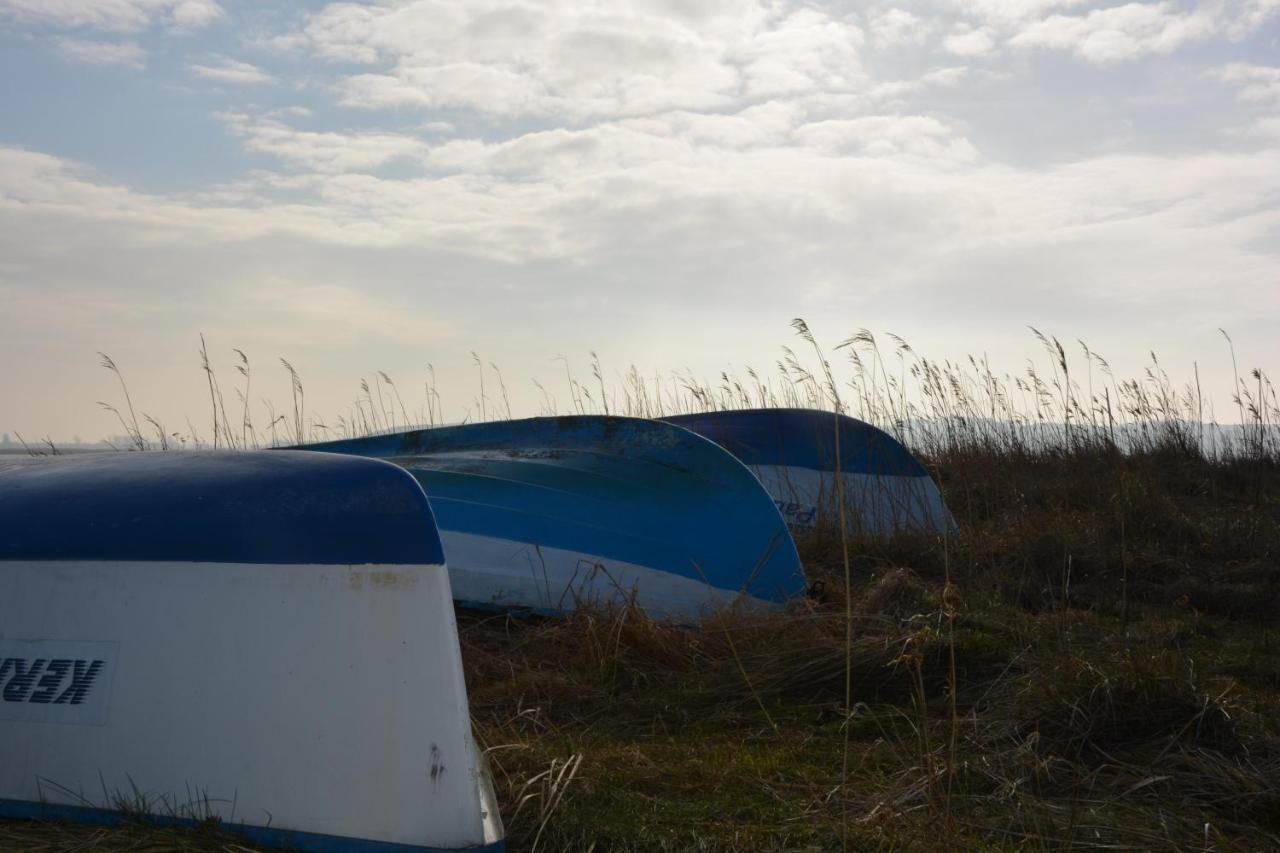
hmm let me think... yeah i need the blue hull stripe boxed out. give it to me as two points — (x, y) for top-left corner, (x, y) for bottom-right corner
(0, 451), (446, 566)
(0, 799), (503, 853)
(664, 409), (930, 477)
(297, 417), (806, 604)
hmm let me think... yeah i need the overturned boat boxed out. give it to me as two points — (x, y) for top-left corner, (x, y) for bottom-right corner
(664, 408), (955, 535)
(301, 416), (806, 620)
(0, 451), (503, 852)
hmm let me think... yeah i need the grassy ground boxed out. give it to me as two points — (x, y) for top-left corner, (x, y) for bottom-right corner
(3, 445), (1277, 852)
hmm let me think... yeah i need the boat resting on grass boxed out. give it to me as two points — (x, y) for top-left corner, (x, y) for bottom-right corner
(298, 416), (806, 620)
(664, 408), (955, 535)
(0, 451), (503, 853)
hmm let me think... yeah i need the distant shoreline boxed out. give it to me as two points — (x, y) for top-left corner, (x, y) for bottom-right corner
(0, 446), (112, 456)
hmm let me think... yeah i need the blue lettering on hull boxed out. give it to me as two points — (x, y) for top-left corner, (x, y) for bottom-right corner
(0, 641), (116, 725)
(774, 500), (818, 526)
(0, 658), (104, 705)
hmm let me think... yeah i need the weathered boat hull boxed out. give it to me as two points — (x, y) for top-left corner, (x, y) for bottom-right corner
(0, 451), (503, 852)
(300, 416), (806, 620)
(665, 409), (955, 535)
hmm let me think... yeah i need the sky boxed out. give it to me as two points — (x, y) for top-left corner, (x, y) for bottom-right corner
(0, 0), (1277, 442)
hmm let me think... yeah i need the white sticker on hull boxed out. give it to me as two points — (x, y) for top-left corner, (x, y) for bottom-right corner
(0, 640), (116, 726)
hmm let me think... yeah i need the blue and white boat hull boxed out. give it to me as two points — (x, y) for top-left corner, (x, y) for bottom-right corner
(665, 409), (956, 535)
(749, 462), (954, 532)
(0, 452), (503, 852)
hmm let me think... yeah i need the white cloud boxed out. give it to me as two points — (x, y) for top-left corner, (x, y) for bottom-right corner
(0, 146), (277, 244)
(940, 0), (1092, 28)
(1245, 117), (1280, 139)
(733, 9), (865, 99)
(920, 66), (970, 86)
(943, 25), (996, 57)
(868, 8), (931, 48)
(427, 126), (643, 178)
(1009, 3), (1208, 64)
(792, 115), (979, 163)
(221, 114), (428, 173)
(54, 37), (145, 67)
(1210, 63), (1280, 103)
(297, 0), (865, 119)
(168, 0), (222, 31)
(270, 0), (1280, 124)
(339, 65), (553, 114)
(246, 30), (308, 55)
(10, 91), (1274, 266)
(1220, 0), (1280, 38)
(0, 0), (222, 33)
(623, 101), (801, 150)
(1006, 1), (1278, 65)
(0, 145), (580, 259)
(187, 57), (274, 84)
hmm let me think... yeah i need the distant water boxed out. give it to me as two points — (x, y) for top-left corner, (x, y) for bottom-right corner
(0, 445), (111, 456)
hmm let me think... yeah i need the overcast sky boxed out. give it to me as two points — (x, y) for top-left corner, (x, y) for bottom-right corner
(1, 0), (1277, 442)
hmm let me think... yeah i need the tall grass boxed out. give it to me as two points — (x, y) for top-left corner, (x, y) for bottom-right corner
(93, 325), (1277, 466)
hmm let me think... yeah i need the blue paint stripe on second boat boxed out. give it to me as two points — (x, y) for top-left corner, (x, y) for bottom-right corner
(663, 408), (955, 534)
(664, 408), (927, 476)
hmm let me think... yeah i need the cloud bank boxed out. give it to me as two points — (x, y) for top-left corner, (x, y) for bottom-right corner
(0, 0), (1277, 438)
